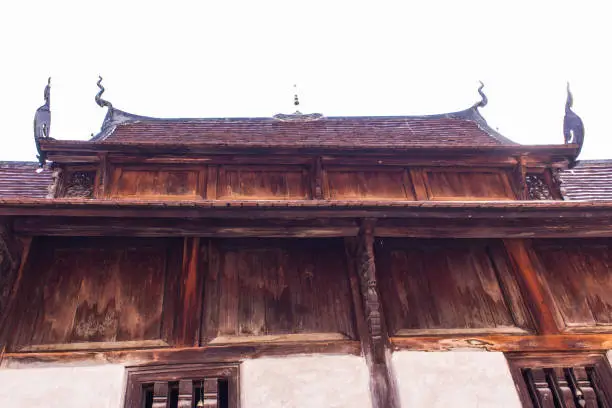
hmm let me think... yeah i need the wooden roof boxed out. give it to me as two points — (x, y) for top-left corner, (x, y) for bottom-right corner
(85, 101), (516, 148)
(560, 160), (612, 201)
(0, 162), (50, 198)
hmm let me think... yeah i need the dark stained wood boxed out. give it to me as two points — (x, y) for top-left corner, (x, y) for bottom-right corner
(507, 352), (612, 408)
(7, 237), (182, 351)
(96, 152), (110, 198)
(202, 238), (356, 344)
(217, 166), (310, 200)
(377, 238), (533, 335)
(124, 363), (239, 408)
(110, 166), (204, 199)
(408, 169), (428, 200)
(0, 230), (29, 346)
(423, 168), (516, 200)
(503, 239), (561, 334)
(324, 168), (415, 200)
(206, 165), (218, 200)
(532, 239), (612, 333)
(311, 156), (323, 199)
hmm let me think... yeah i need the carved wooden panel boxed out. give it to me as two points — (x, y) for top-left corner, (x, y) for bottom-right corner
(507, 353), (612, 408)
(325, 168), (415, 200)
(377, 238), (532, 335)
(202, 238), (355, 343)
(110, 166), (204, 199)
(8, 237), (182, 351)
(217, 166), (309, 200)
(423, 169), (515, 200)
(61, 169), (96, 198)
(532, 239), (612, 332)
(527, 174), (555, 200)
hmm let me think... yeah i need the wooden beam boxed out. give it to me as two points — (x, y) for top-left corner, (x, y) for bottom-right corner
(503, 239), (561, 334)
(1, 340), (361, 367)
(391, 334), (612, 352)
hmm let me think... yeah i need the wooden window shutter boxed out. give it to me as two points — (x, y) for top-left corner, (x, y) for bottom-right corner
(124, 363), (239, 408)
(507, 353), (612, 407)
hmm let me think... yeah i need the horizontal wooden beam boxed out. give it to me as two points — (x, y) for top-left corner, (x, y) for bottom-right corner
(1, 340), (361, 368)
(11, 215), (612, 238)
(391, 334), (612, 353)
(3, 199), (612, 221)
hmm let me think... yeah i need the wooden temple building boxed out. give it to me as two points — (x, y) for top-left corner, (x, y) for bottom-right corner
(0, 79), (611, 407)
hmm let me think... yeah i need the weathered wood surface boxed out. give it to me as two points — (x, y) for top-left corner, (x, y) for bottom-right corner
(7, 237), (182, 351)
(533, 238), (612, 332)
(391, 333), (612, 352)
(325, 169), (415, 200)
(377, 238), (532, 335)
(1, 340), (362, 367)
(422, 169), (516, 200)
(217, 166), (309, 200)
(0, 223), (24, 333)
(110, 166), (204, 199)
(202, 238), (356, 343)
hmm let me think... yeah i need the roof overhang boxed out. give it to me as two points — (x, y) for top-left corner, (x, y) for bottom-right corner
(2, 199), (612, 239)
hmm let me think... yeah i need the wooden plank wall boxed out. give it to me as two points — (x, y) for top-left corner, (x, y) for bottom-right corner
(93, 163), (521, 201)
(376, 238), (533, 336)
(202, 238), (356, 344)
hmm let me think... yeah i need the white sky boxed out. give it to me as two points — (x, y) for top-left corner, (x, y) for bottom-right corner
(0, 0), (610, 161)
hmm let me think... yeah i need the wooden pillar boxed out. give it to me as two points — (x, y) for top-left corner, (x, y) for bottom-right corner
(503, 239), (560, 334)
(177, 380), (193, 408)
(152, 382), (169, 408)
(346, 219), (399, 408)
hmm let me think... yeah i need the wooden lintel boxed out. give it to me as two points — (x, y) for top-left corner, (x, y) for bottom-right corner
(391, 334), (612, 353)
(0, 340), (361, 368)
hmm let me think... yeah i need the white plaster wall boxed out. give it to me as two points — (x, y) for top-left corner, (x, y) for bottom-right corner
(0, 364), (126, 408)
(241, 354), (372, 408)
(392, 351), (521, 408)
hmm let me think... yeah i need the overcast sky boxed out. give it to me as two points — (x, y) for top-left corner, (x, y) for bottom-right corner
(1, 1), (610, 161)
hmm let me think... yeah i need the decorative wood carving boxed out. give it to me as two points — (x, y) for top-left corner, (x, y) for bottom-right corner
(526, 174), (554, 200)
(63, 171), (95, 198)
(358, 220), (383, 352)
(46, 164), (63, 199)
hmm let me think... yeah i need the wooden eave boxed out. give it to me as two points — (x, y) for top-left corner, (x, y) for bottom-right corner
(3, 199), (612, 239)
(39, 139), (579, 167)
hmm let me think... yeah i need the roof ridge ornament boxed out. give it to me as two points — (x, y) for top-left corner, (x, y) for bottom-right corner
(474, 81), (488, 108)
(563, 82), (585, 159)
(33, 77), (52, 168)
(273, 84), (323, 122)
(95, 76), (113, 109)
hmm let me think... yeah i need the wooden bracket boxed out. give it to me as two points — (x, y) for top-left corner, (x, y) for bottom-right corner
(513, 155), (528, 200)
(312, 156), (324, 199)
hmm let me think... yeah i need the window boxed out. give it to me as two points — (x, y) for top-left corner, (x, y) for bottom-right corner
(124, 363), (239, 408)
(507, 353), (612, 407)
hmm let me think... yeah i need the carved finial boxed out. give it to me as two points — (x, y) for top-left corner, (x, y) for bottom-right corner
(43, 77), (51, 107)
(95, 76), (113, 109)
(475, 81), (488, 108)
(563, 82), (585, 159)
(293, 84), (300, 108)
(33, 77), (52, 167)
(565, 82), (574, 112)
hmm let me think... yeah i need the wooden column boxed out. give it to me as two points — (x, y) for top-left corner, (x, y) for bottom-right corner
(503, 239), (560, 334)
(202, 378), (219, 407)
(346, 219), (399, 408)
(513, 155), (528, 200)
